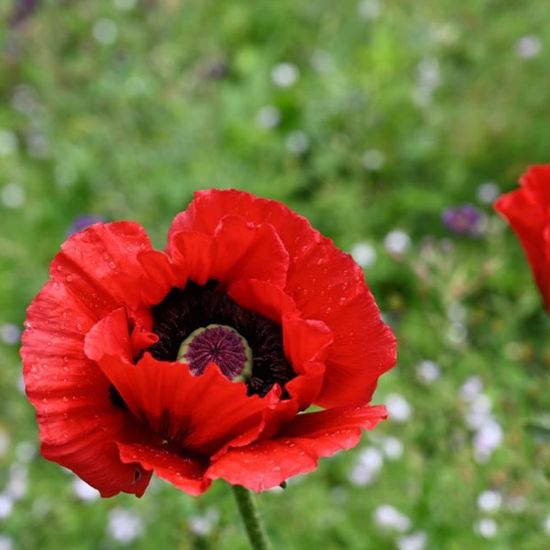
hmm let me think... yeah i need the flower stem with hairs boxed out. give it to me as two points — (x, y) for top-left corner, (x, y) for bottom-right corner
(231, 485), (272, 550)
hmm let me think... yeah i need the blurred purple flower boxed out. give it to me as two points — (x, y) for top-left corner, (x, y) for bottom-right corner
(67, 215), (105, 237)
(10, 0), (39, 26)
(442, 204), (486, 237)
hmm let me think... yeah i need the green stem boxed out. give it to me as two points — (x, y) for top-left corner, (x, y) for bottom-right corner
(231, 485), (272, 550)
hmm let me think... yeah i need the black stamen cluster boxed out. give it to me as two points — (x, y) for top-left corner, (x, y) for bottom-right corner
(148, 281), (295, 397)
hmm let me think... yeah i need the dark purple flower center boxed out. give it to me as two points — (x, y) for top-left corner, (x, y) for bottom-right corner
(177, 324), (252, 380)
(147, 280), (295, 397)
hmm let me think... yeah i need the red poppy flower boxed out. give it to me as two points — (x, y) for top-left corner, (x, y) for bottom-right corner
(495, 164), (550, 309)
(21, 190), (396, 497)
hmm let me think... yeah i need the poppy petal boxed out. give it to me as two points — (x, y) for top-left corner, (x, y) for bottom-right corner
(169, 190), (396, 408)
(137, 250), (184, 305)
(227, 278), (296, 324)
(213, 216), (289, 288)
(117, 442), (210, 496)
(85, 309), (271, 455)
(21, 281), (151, 497)
(50, 221), (162, 315)
(286, 239), (396, 407)
(168, 189), (320, 262)
(206, 404), (387, 490)
(228, 279), (332, 407)
(169, 216), (289, 288)
(495, 164), (550, 308)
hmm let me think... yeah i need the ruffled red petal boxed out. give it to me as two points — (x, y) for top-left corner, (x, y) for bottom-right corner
(168, 190), (396, 407)
(495, 164), (550, 308)
(137, 250), (183, 305)
(206, 404), (387, 490)
(227, 278), (296, 323)
(50, 221), (170, 314)
(85, 308), (275, 455)
(168, 215), (289, 289)
(284, 235), (396, 406)
(117, 442), (210, 496)
(228, 279), (332, 407)
(21, 281), (151, 497)
(168, 190), (321, 259)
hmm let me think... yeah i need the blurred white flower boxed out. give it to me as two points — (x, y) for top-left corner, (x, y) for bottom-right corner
(15, 441), (36, 463)
(348, 467), (375, 487)
(373, 504), (411, 532)
(416, 360), (441, 385)
(418, 57), (441, 90)
(351, 242), (377, 268)
(330, 486), (348, 504)
(516, 35), (541, 58)
(461, 380), (503, 463)
(271, 63), (299, 88)
(187, 508), (219, 537)
(384, 230), (411, 256)
(447, 302), (466, 323)
(397, 531), (428, 550)
(93, 19), (118, 45)
(72, 478), (100, 502)
(412, 57), (441, 107)
(543, 513), (550, 535)
(432, 23), (460, 46)
(16, 374), (25, 394)
(1, 183), (26, 209)
(360, 447), (384, 469)
(362, 149), (385, 171)
(310, 50), (333, 73)
(6, 465), (28, 501)
(28, 132), (49, 158)
(475, 518), (497, 539)
(477, 490), (502, 514)
(349, 447), (383, 486)
(285, 131), (309, 155)
(473, 419), (503, 463)
(188, 516), (212, 537)
(446, 322), (467, 345)
(477, 182), (500, 205)
(358, 0), (383, 20)
(465, 394), (492, 430)
(386, 393), (412, 422)
(381, 436), (404, 460)
(257, 106), (281, 129)
(114, 0), (137, 10)
(0, 535), (13, 550)
(107, 508), (144, 544)
(460, 376), (483, 402)
(1, 323), (21, 345)
(12, 85), (38, 114)
(0, 494), (14, 520)
(0, 130), (17, 156)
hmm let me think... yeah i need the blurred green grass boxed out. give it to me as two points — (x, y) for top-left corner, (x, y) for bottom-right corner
(2, 1), (550, 549)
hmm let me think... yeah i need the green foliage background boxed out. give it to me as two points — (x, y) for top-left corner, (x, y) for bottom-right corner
(1, 1), (550, 548)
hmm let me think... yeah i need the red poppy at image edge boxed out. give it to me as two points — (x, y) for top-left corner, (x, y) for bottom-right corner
(495, 163), (550, 310)
(20, 189), (397, 497)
